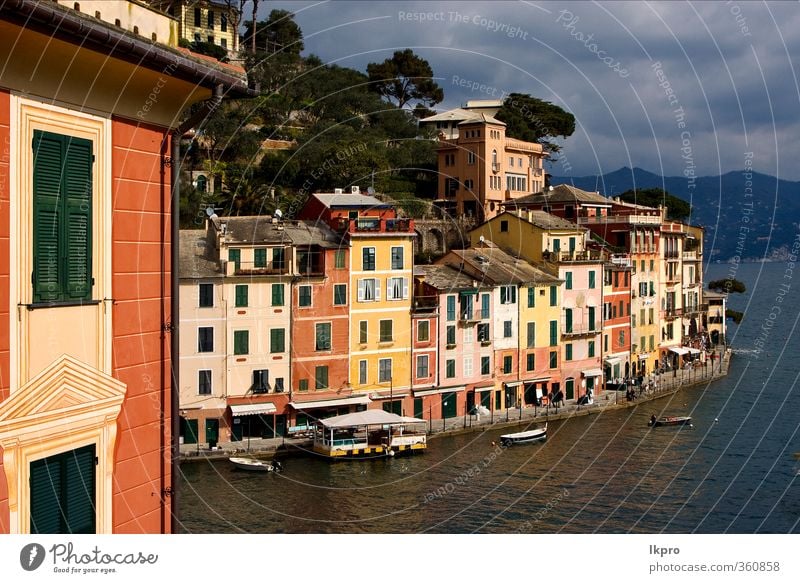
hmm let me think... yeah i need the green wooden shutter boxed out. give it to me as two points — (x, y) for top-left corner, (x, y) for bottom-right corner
(64, 137), (93, 300)
(33, 131), (93, 302)
(33, 131), (65, 302)
(29, 455), (63, 533)
(30, 444), (95, 534)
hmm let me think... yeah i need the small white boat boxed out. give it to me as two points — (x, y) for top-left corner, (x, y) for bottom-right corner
(500, 424), (547, 446)
(229, 457), (275, 472)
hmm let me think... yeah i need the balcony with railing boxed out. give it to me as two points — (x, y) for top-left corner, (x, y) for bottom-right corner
(546, 249), (607, 263)
(683, 303), (708, 316)
(459, 309), (489, 323)
(336, 217), (415, 234)
(227, 260), (289, 276)
(682, 250), (700, 261)
(561, 323), (599, 338)
(578, 214), (662, 226)
(664, 307), (682, 320)
(413, 295), (439, 314)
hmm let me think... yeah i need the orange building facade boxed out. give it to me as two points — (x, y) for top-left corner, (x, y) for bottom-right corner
(0, 1), (247, 533)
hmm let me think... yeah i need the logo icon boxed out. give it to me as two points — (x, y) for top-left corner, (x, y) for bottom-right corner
(20, 543), (46, 571)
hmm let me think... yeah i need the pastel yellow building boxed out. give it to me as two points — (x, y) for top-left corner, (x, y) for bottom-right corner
(149, 0), (239, 54)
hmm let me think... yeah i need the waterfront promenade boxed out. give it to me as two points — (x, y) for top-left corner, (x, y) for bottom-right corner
(180, 349), (731, 462)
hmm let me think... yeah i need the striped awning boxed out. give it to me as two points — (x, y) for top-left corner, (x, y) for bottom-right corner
(290, 395), (371, 411)
(230, 403), (277, 416)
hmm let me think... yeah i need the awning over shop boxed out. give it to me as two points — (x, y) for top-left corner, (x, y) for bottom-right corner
(582, 368), (604, 378)
(504, 381), (523, 388)
(523, 377), (551, 384)
(603, 357), (621, 366)
(686, 347), (701, 355)
(638, 353), (650, 360)
(474, 384), (496, 393)
(668, 347), (689, 356)
(290, 395), (371, 411)
(413, 386), (465, 397)
(230, 403), (277, 416)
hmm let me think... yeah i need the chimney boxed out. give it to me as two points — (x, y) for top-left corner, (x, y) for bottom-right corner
(351, 186), (360, 194)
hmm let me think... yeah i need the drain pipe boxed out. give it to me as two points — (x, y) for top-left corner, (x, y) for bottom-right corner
(169, 84), (224, 533)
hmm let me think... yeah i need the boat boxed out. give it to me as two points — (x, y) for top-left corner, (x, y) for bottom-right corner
(648, 415), (692, 427)
(229, 457), (278, 472)
(500, 424), (547, 446)
(313, 409), (427, 459)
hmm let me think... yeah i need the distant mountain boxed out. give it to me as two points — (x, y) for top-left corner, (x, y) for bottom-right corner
(551, 167), (800, 262)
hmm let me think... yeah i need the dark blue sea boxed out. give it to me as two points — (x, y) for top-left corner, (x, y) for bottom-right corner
(178, 262), (800, 533)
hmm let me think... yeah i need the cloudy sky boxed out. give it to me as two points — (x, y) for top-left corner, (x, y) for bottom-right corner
(261, 1), (800, 183)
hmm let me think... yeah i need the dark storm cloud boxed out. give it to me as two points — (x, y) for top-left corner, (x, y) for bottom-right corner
(269, 1), (800, 180)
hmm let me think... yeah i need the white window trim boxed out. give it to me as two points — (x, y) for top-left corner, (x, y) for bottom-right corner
(378, 358), (393, 383)
(198, 369), (213, 395)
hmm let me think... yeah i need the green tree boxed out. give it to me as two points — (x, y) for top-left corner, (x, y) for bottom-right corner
(708, 278), (746, 294)
(495, 93), (575, 153)
(366, 49), (444, 110)
(618, 188), (691, 221)
(242, 9), (304, 55)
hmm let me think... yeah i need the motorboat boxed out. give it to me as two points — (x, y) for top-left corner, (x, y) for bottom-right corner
(648, 415), (692, 427)
(229, 457), (280, 472)
(500, 424), (547, 446)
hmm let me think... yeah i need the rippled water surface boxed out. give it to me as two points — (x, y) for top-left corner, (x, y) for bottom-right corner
(179, 263), (800, 533)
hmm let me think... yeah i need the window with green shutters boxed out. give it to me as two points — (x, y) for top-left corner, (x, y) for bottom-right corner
(549, 351), (558, 368)
(233, 330), (249, 355)
(446, 295), (456, 321)
(254, 248), (267, 268)
(446, 359), (455, 378)
(526, 353), (535, 371)
(379, 319), (393, 342)
(298, 285), (311, 307)
(272, 283), (284, 306)
(481, 356), (490, 375)
(527, 322), (535, 348)
(228, 248), (240, 272)
(565, 272), (573, 290)
(527, 287), (535, 308)
(565, 308), (573, 333)
(503, 355), (513, 374)
(550, 285), (557, 306)
(199, 283), (213, 307)
(270, 328), (285, 353)
(589, 270), (596, 289)
(446, 325), (456, 346)
(234, 284), (248, 307)
(316, 323), (332, 350)
(588, 340), (595, 357)
(333, 284), (347, 306)
(334, 249), (346, 269)
(552, 238), (560, 252)
(565, 343), (573, 361)
(549, 320), (558, 345)
(481, 293), (490, 318)
(588, 306), (596, 331)
(30, 444), (96, 534)
(315, 366), (329, 389)
(33, 130), (94, 303)
(362, 247), (376, 271)
(359, 320), (368, 343)
(298, 379), (309, 392)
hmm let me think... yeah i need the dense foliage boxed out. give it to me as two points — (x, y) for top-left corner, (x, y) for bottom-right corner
(495, 93), (575, 154)
(618, 187), (692, 221)
(708, 278), (747, 294)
